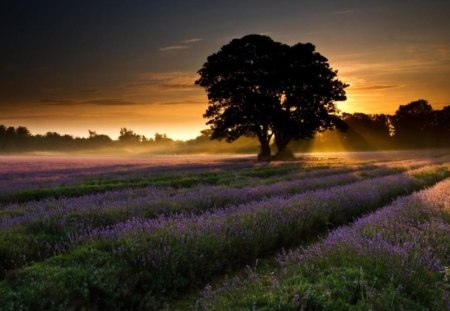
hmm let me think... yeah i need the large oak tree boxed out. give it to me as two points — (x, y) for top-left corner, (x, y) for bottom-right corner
(196, 34), (348, 161)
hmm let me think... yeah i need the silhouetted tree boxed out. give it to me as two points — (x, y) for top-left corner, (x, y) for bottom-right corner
(196, 34), (347, 161)
(3, 127), (17, 149)
(340, 113), (392, 149)
(432, 106), (450, 147)
(42, 132), (74, 149)
(5, 127), (15, 138)
(154, 132), (173, 144)
(392, 99), (433, 147)
(15, 126), (31, 139)
(192, 129), (213, 143)
(87, 130), (113, 147)
(118, 128), (141, 144)
(0, 125), (7, 149)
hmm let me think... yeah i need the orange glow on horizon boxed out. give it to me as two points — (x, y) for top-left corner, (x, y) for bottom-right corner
(2, 52), (449, 141)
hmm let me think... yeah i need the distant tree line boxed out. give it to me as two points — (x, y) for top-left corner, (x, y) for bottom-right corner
(0, 126), (177, 152)
(290, 99), (449, 151)
(342, 99), (447, 150)
(0, 99), (449, 153)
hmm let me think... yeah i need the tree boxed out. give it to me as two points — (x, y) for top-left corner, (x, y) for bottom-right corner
(87, 130), (113, 147)
(340, 113), (392, 150)
(154, 132), (173, 144)
(196, 34), (348, 160)
(118, 128), (141, 144)
(433, 106), (450, 146)
(392, 99), (433, 147)
(0, 125), (6, 149)
(15, 126), (31, 139)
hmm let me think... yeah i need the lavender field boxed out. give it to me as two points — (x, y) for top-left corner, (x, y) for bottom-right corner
(0, 151), (449, 310)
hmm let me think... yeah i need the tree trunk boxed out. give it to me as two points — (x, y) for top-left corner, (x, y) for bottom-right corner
(256, 128), (272, 161)
(257, 138), (272, 161)
(273, 136), (295, 160)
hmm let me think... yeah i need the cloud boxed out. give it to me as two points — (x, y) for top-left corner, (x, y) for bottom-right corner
(124, 71), (200, 94)
(85, 99), (141, 106)
(40, 99), (76, 104)
(181, 38), (203, 44)
(351, 85), (401, 91)
(331, 9), (355, 15)
(156, 99), (204, 106)
(40, 98), (141, 106)
(335, 42), (450, 78)
(435, 47), (450, 61)
(159, 45), (190, 52)
(1, 114), (51, 120)
(160, 38), (203, 52)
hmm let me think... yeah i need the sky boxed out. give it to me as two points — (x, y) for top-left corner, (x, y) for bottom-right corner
(1, 0), (449, 140)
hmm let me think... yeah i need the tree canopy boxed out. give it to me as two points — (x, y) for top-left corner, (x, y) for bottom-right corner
(196, 34), (348, 160)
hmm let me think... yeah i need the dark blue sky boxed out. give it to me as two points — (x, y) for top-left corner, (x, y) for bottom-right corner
(1, 0), (449, 139)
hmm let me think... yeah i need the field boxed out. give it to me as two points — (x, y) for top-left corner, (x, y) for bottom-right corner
(0, 151), (449, 310)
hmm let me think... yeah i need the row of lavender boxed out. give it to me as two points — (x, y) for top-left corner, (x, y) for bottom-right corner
(0, 159), (258, 200)
(195, 178), (450, 310)
(1, 157), (440, 223)
(1, 155), (442, 201)
(0, 161), (408, 277)
(0, 162), (409, 228)
(0, 155), (254, 176)
(0, 164), (448, 309)
(0, 162), (372, 213)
